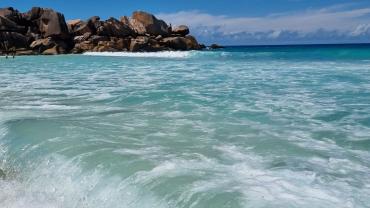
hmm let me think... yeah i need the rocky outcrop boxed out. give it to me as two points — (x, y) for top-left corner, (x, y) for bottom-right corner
(0, 7), (206, 55)
(30, 37), (69, 54)
(96, 17), (134, 37)
(172, 25), (189, 36)
(131, 11), (169, 36)
(210, 44), (225, 49)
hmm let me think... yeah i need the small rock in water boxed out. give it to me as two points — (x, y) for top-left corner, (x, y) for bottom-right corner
(209, 44), (224, 49)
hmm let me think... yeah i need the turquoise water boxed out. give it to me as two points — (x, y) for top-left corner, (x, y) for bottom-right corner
(1, 45), (370, 208)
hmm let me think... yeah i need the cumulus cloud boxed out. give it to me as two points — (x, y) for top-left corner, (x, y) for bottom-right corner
(157, 5), (370, 45)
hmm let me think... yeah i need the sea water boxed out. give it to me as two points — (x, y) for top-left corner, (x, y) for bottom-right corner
(1, 45), (370, 208)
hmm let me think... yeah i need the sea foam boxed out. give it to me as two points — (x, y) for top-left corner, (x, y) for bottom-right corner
(2, 46), (370, 207)
(83, 51), (193, 58)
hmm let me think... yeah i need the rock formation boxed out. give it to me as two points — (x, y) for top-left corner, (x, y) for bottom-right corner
(0, 7), (205, 55)
(210, 44), (225, 49)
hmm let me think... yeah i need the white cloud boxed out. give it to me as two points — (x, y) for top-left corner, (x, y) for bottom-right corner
(351, 24), (370, 36)
(157, 5), (370, 45)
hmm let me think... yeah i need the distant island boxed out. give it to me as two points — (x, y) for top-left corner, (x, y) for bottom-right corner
(0, 7), (215, 55)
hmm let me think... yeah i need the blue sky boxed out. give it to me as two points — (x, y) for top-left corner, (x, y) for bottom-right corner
(2, 0), (370, 45)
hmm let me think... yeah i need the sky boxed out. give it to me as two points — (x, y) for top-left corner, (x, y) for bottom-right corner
(1, 0), (370, 45)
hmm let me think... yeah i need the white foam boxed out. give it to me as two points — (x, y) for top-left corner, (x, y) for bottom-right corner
(0, 155), (169, 208)
(83, 51), (193, 58)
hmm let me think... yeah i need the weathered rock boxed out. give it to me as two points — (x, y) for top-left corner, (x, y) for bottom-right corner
(161, 35), (201, 50)
(131, 11), (169, 36)
(90, 35), (109, 44)
(25, 31), (40, 42)
(42, 46), (58, 55)
(0, 32), (29, 49)
(96, 17), (133, 37)
(21, 7), (70, 39)
(130, 36), (149, 52)
(128, 18), (146, 35)
(79, 41), (94, 50)
(23, 7), (43, 21)
(148, 38), (166, 51)
(199, 44), (206, 49)
(86, 16), (101, 33)
(92, 40), (118, 52)
(0, 16), (25, 32)
(30, 37), (69, 54)
(67, 19), (82, 29)
(0, 7), (26, 25)
(155, 35), (163, 41)
(16, 49), (35, 55)
(120, 16), (130, 26)
(184, 35), (201, 50)
(0, 7), (205, 54)
(210, 44), (224, 49)
(72, 21), (93, 36)
(67, 19), (83, 34)
(172, 25), (189, 36)
(30, 38), (55, 50)
(110, 37), (130, 50)
(38, 8), (70, 39)
(42, 45), (66, 55)
(73, 32), (92, 43)
(93, 44), (118, 52)
(88, 16), (100, 24)
(162, 37), (188, 50)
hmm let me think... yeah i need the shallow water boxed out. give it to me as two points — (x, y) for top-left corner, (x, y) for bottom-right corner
(1, 45), (370, 208)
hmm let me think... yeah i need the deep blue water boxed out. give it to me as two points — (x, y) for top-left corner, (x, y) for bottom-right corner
(0, 45), (370, 208)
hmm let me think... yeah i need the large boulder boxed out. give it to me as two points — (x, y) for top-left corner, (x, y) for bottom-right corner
(0, 31), (29, 49)
(73, 40), (95, 52)
(131, 11), (169, 36)
(96, 17), (133, 37)
(23, 7), (70, 39)
(210, 43), (225, 49)
(161, 35), (201, 50)
(184, 35), (201, 50)
(172, 25), (189, 36)
(86, 16), (101, 33)
(38, 9), (70, 39)
(67, 19), (81, 29)
(110, 37), (130, 50)
(30, 37), (69, 54)
(73, 32), (92, 43)
(162, 37), (188, 50)
(72, 21), (93, 36)
(89, 35), (109, 44)
(23, 7), (42, 21)
(42, 45), (66, 55)
(120, 16), (130, 26)
(0, 16), (26, 32)
(128, 18), (146, 35)
(0, 7), (25, 25)
(67, 19), (82, 33)
(130, 36), (149, 52)
(30, 38), (56, 51)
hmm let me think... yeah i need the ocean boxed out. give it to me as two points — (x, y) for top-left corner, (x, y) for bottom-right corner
(1, 45), (370, 208)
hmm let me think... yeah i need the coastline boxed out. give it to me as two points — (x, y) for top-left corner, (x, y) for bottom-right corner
(0, 7), (209, 56)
